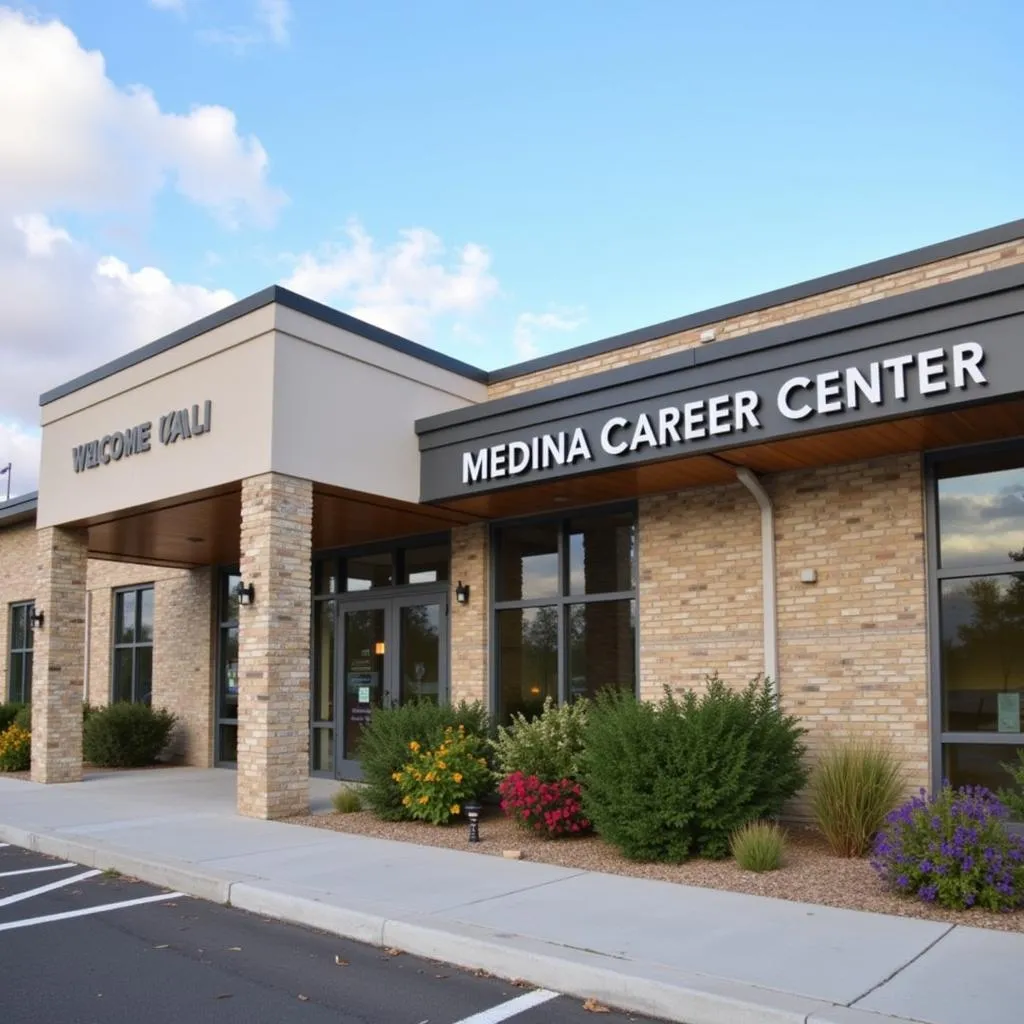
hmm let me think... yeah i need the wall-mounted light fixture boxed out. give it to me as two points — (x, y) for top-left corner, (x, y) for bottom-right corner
(235, 580), (256, 606)
(30, 608), (44, 629)
(455, 581), (471, 605)
(374, 641), (386, 656)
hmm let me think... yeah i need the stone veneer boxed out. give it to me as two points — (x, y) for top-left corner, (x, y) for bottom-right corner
(449, 523), (489, 707)
(237, 472), (313, 819)
(31, 526), (88, 783)
(489, 237), (1024, 398)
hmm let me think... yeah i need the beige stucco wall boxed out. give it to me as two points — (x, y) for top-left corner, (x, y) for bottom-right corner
(271, 308), (487, 504)
(490, 235), (1024, 398)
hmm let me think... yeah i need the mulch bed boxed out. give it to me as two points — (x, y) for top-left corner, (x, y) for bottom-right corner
(286, 804), (1024, 934)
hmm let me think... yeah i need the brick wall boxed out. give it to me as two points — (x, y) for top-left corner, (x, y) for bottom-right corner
(0, 522), (38, 702)
(636, 454), (929, 810)
(490, 237), (1024, 398)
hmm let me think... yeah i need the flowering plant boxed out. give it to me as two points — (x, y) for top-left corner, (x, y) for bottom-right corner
(0, 724), (31, 772)
(871, 784), (1024, 912)
(499, 771), (590, 838)
(393, 725), (493, 825)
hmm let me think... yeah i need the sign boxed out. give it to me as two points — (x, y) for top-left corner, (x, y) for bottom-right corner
(71, 400), (212, 474)
(358, 685), (371, 704)
(459, 343), (986, 487)
(997, 692), (1020, 733)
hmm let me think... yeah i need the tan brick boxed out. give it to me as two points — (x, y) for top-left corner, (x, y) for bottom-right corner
(450, 523), (489, 707)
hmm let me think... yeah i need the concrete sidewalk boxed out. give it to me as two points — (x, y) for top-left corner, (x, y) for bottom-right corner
(0, 769), (1020, 1024)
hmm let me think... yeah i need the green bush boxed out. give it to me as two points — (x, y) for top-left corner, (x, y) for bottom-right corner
(358, 700), (491, 821)
(332, 787), (363, 814)
(13, 704), (31, 731)
(730, 820), (786, 872)
(0, 702), (26, 734)
(0, 723), (31, 772)
(492, 697), (589, 781)
(82, 702), (176, 768)
(580, 676), (807, 861)
(997, 749), (1024, 821)
(810, 741), (905, 857)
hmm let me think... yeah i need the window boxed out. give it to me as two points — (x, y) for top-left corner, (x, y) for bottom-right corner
(933, 447), (1024, 804)
(112, 586), (154, 704)
(216, 571), (240, 763)
(494, 508), (637, 721)
(313, 537), (450, 596)
(7, 602), (34, 704)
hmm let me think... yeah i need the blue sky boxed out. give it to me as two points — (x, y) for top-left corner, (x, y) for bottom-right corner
(0, 0), (1022, 490)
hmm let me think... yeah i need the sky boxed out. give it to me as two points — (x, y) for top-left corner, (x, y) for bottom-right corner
(0, 0), (1022, 495)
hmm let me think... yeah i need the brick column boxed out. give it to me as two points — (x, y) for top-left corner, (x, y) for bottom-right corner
(237, 473), (312, 819)
(31, 526), (88, 784)
(153, 568), (214, 767)
(450, 524), (489, 707)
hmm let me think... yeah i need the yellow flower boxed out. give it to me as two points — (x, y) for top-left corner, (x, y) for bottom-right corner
(418, 795), (429, 804)
(452, 772), (463, 784)
(391, 772), (402, 781)
(450, 804), (461, 815)
(425, 771), (436, 782)
(409, 740), (420, 752)
(402, 795), (412, 806)
(437, 761), (447, 770)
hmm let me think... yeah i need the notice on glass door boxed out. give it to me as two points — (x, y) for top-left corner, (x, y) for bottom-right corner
(358, 685), (370, 704)
(997, 692), (1021, 733)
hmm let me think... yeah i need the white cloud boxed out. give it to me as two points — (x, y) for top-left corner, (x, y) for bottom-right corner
(0, 213), (235, 494)
(0, 8), (285, 225)
(256, 0), (291, 44)
(512, 309), (586, 360)
(198, 0), (292, 51)
(282, 222), (499, 340)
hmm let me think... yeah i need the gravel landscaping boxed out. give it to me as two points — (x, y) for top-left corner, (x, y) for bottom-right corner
(286, 804), (1024, 934)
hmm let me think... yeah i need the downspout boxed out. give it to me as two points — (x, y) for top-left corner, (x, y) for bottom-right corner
(735, 467), (779, 698)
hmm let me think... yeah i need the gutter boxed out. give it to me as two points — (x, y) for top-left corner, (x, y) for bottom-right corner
(735, 468), (779, 696)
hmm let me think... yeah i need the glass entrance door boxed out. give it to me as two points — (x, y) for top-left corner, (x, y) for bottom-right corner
(333, 594), (447, 778)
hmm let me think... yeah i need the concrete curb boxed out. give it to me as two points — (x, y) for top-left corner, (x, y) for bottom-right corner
(0, 822), (915, 1024)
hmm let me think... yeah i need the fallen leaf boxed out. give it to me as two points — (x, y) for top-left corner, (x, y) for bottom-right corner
(509, 978), (527, 987)
(583, 998), (611, 1013)
(297, 994), (309, 1002)
(384, 947), (402, 956)
(334, 956), (349, 966)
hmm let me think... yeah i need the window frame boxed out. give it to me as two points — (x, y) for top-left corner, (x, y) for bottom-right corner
(490, 502), (639, 718)
(7, 600), (35, 704)
(110, 584), (155, 705)
(926, 439), (1024, 801)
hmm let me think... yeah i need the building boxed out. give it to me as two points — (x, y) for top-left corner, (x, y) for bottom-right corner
(3, 219), (1024, 819)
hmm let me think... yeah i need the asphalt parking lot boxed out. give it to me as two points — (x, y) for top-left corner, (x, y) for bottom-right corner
(0, 842), (662, 1023)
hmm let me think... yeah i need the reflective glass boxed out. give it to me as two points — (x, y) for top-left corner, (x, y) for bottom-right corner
(496, 606), (558, 721)
(568, 599), (636, 701)
(568, 512), (635, 595)
(495, 524), (560, 601)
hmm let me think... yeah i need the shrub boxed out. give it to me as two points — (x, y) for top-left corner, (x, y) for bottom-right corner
(332, 787), (363, 814)
(730, 820), (786, 872)
(499, 772), (590, 838)
(0, 724), (31, 772)
(82, 702), (176, 768)
(872, 785), (1024, 912)
(492, 697), (589, 781)
(0, 702), (26, 734)
(13, 704), (31, 731)
(358, 700), (491, 821)
(394, 725), (493, 825)
(997, 749), (1024, 821)
(811, 741), (905, 857)
(580, 676), (807, 862)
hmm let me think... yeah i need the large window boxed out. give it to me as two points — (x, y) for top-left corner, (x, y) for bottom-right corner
(216, 570), (240, 764)
(7, 602), (34, 704)
(112, 586), (154, 704)
(494, 508), (636, 721)
(933, 447), (1024, 800)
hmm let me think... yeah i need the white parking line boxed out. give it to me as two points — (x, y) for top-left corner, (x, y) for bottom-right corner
(0, 863), (76, 879)
(452, 988), (560, 1023)
(0, 891), (188, 932)
(0, 869), (100, 908)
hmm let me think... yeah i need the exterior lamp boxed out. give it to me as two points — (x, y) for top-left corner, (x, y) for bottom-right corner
(235, 580), (255, 606)
(465, 800), (481, 843)
(30, 608), (44, 629)
(455, 581), (471, 605)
